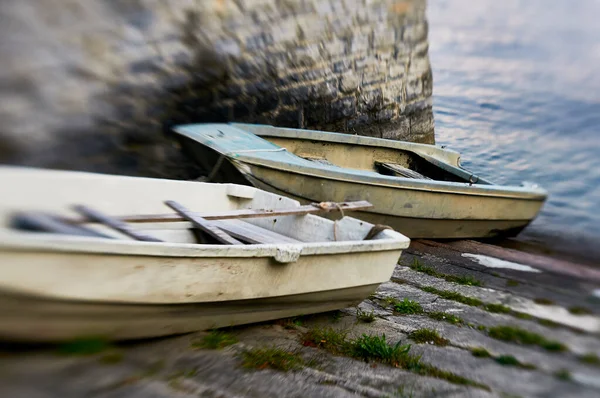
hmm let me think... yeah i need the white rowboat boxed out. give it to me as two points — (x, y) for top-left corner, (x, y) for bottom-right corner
(0, 167), (409, 342)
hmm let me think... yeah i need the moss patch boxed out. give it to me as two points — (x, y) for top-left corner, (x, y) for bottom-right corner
(407, 258), (484, 286)
(484, 303), (512, 314)
(495, 355), (536, 370)
(471, 347), (492, 358)
(533, 298), (554, 305)
(471, 348), (536, 369)
(192, 330), (237, 350)
(506, 279), (519, 287)
(421, 286), (483, 307)
(488, 326), (567, 352)
(427, 311), (463, 325)
(579, 353), (600, 366)
(514, 312), (534, 320)
(568, 306), (592, 315)
(409, 328), (449, 346)
(554, 369), (572, 381)
(537, 319), (560, 328)
(241, 347), (305, 372)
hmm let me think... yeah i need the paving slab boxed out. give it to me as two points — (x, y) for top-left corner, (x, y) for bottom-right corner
(1, 240), (599, 397)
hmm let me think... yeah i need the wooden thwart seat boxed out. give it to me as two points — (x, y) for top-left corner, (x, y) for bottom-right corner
(213, 219), (301, 244)
(376, 162), (431, 180)
(11, 200), (372, 246)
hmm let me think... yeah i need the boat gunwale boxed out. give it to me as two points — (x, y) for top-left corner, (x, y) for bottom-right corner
(229, 157), (548, 201)
(172, 124), (547, 201)
(230, 123), (461, 164)
(0, 228), (409, 258)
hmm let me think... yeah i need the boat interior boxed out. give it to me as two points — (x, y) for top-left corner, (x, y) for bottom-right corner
(0, 168), (387, 246)
(262, 135), (492, 185)
(8, 200), (381, 246)
(174, 124), (493, 186)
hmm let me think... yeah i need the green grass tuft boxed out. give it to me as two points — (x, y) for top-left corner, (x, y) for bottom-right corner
(391, 298), (424, 315)
(356, 308), (376, 323)
(241, 347), (305, 372)
(427, 311), (463, 325)
(533, 298), (554, 305)
(488, 326), (568, 352)
(58, 337), (112, 356)
(192, 330), (238, 350)
(302, 327), (489, 391)
(351, 334), (420, 368)
(580, 353), (600, 366)
(484, 303), (512, 314)
(421, 286), (483, 307)
(506, 280), (520, 287)
(409, 328), (449, 346)
(471, 347), (492, 358)
(477, 325), (487, 332)
(301, 327), (349, 355)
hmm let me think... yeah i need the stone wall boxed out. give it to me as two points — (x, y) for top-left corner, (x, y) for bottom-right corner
(0, 0), (433, 178)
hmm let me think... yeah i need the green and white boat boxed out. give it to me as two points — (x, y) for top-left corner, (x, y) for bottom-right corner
(173, 123), (548, 239)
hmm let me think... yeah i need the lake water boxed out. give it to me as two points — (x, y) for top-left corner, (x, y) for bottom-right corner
(428, 0), (600, 243)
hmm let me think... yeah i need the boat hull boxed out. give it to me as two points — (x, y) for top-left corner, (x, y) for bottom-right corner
(0, 285), (378, 342)
(0, 245), (399, 342)
(240, 165), (543, 239)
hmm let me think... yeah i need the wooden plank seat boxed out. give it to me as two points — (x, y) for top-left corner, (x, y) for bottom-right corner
(213, 219), (301, 244)
(375, 162), (431, 180)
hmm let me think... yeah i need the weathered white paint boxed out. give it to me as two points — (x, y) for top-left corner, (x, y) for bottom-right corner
(0, 166), (410, 341)
(462, 253), (542, 273)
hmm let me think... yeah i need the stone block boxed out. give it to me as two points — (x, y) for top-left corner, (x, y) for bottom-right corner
(381, 116), (410, 140)
(288, 44), (322, 67)
(275, 107), (301, 127)
(358, 88), (383, 112)
(332, 59), (352, 74)
(305, 102), (329, 125)
(297, 16), (328, 41)
(350, 34), (369, 54)
(330, 96), (357, 121)
(405, 78), (422, 102)
(339, 72), (360, 93)
(309, 79), (338, 101)
(271, 19), (299, 45)
(362, 65), (386, 85)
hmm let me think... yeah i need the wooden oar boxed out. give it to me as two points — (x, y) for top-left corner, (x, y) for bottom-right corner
(72, 205), (163, 242)
(164, 200), (243, 245)
(71, 200), (372, 224)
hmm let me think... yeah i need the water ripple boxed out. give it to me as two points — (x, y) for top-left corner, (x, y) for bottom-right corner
(429, 0), (600, 237)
